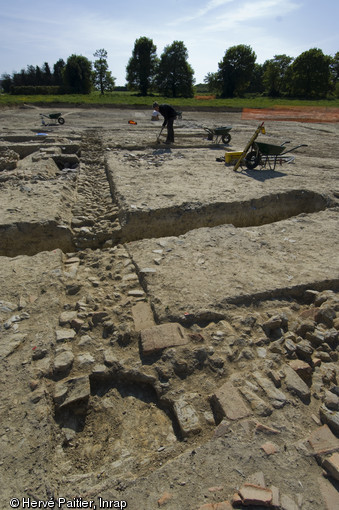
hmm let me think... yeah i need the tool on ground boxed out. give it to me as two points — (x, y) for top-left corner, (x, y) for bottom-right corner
(204, 125), (232, 144)
(40, 112), (65, 126)
(156, 125), (165, 144)
(228, 122), (307, 171)
(128, 120), (137, 125)
(233, 122), (265, 171)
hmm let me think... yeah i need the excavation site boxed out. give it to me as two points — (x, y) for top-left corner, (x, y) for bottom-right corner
(0, 105), (338, 510)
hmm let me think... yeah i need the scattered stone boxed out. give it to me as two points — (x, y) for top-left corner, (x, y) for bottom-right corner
(280, 493), (299, 510)
(322, 452), (339, 481)
(308, 424), (339, 455)
(315, 306), (336, 328)
(53, 349), (74, 374)
(132, 301), (156, 331)
(141, 322), (189, 355)
(318, 476), (339, 510)
(324, 390), (339, 411)
(284, 364), (311, 403)
(54, 375), (90, 409)
(255, 422), (280, 435)
(0, 333), (26, 358)
(56, 329), (77, 342)
(288, 359), (312, 385)
(239, 386), (272, 416)
(319, 405), (339, 435)
(59, 311), (78, 326)
(253, 371), (287, 408)
(157, 491), (172, 507)
(77, 353), (95, 367)
(173, 399), (202, 437)
(261, 441), (279, 455)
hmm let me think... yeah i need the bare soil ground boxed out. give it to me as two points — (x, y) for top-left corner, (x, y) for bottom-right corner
(0, 105), (338, 510)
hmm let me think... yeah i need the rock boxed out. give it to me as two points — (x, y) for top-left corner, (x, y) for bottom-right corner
(295, 339), (313, 361)
(59, 311), (78, 326)
(53, 349), (74, 374)
(238, 483), (273, 506)
(253, 371), (287, 408)
(295, 319), (315, 338)
(322, 452), (339, 481)
(54, 376), (90, 409)
(261, 441), (279, 455)
(306, 328), (326, 348)
(173, 399), (202, 437)
(56, 329), (76, 342)
(0, 333), (26, 358)
(315, 306), (336, 328)
(280, 493), (299, 510)
(157, 491), (172, 506)
(210, 381), (252, 422)
(318, 475), (339, 510)
(288, 359), (312, 385)
(77, 353), (95, 367)
(308, 424), (339, 455)
(284, 364), (311, 403)
(131, 301), (156, 331)
(141, 323), (189, 355)
(320, 405), (339, 435)
(239, 386), (272, 416)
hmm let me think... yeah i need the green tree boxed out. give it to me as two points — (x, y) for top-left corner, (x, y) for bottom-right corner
(263, 54), (293, 96)
(63, 54), (92, 94)
(53, 59), (65, 86)
(155, 41), (194, 98)
(126, 37), (157, 95)
(1, 73), (12, 93)
(218, 45), (256, 97)
(93, 49), (115, 94)
(248, 63), (265, 94)
(41, 62), (52, 85)
(204, 72), (222, 95)
(288, 48), (331, 98)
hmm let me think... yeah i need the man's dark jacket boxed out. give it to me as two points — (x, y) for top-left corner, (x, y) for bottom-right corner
(159, 104), (177, 126)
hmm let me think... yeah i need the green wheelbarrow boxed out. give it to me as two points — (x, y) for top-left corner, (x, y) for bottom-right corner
(40, 112), (65, 126)
(204, 125), (232, 144)
(245, 141), (308, 170)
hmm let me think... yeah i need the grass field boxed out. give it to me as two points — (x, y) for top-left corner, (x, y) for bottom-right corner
(1, 91), (339, 110)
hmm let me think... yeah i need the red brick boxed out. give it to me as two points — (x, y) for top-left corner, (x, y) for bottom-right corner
(288, 359), (312, 383)
(308, 424), (339, 455)
(239, 484), (273, 506)
(157, 491), (172, 506)
(261, 441), (279, 455)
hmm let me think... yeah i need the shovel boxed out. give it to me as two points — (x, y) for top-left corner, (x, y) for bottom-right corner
(156, 125), (165, 144)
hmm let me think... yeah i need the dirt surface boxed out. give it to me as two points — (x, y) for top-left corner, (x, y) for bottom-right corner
(0, 105), (339, 510)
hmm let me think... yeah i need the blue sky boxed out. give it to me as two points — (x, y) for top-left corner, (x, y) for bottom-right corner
(1, 0), (338, 85)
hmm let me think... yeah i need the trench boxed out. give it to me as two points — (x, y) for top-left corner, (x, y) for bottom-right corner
(117, 189), (330, 243)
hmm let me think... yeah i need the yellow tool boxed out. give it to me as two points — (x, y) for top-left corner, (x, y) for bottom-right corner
(233, 122), (265, 172)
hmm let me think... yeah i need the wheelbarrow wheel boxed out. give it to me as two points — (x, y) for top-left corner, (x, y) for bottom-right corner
(58, 116), (65, 125)
(245, 150), (260, 169)
(222, 133), (231, 144)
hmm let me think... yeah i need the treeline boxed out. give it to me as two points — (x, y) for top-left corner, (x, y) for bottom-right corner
(1, 38), (338, 99)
